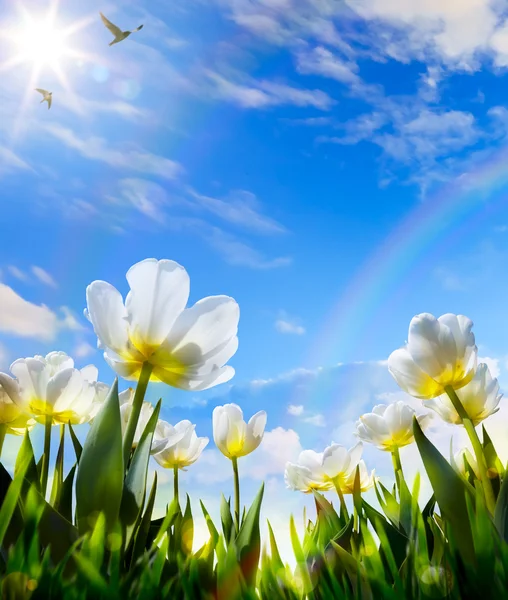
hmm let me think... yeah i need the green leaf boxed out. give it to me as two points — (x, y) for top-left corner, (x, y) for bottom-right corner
(15, 430), (40, 495)
(220, 494), (234, 545)
(76, 378), (124, 534)
(59, 464), (76, 523)
(37, 493), (79, 564)
(131, 472), (158, 561)
(494, 465), (508, 542)
(179, 494), (194, 556)
(413, 416), (475, 564)
(120, 399), (161, 547)
(154, 498), (180, 546)
(235, 482), (264, 588)
(267, 520), (284, 573)
(0, 455), (31, 547)
(68, 422), (83, 463)
(0, 464), (23, 548)
(49, 424), (65, 509)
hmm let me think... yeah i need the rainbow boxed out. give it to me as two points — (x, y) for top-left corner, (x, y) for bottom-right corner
(305, 146), (508, 390)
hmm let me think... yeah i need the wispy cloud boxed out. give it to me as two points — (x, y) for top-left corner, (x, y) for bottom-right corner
(206, 70), (334, 110)
(42, 125), (182, 179)
(31, 266), (58, 289)
(7, 266), (28, 282)
(275, 314), (305, 335)
(188, 188), (287, 235)
(0, 147), (31, 175)
(207, 228), (292, 269)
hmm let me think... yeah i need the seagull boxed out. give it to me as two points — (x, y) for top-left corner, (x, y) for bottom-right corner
(35, 88), (52, 109)
(100, 12), (143, 46)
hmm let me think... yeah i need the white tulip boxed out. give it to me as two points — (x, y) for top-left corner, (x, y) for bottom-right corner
(423, 363), (501, 426)
(285, 443), (363, 493)
(341, 460), (376, 494)
(88, 384), (135, 421)
(118, 392), (158, 450)
(212, 403), (266, 458)
(388, 313), (477, 400)
(355, 401), (432, 451)
(152, 419), (208, 469)
(0, 383), (36, 435)
(0, 352), (98, 425)
(85, 258), (239, 391)
(453, 447), (480, 479)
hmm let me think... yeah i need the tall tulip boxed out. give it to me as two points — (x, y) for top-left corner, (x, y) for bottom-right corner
(388, 313), (495, 513)
(355, 401), (431, 484)
(213, 403), (266, 530)
(85, 258), (240, 465)
(388, 313), (477, 399)
(423, 364), (501, 427)
(152, 419), (208, 502)
(285, 443), (363, 514)
(0, 351), (98, 494)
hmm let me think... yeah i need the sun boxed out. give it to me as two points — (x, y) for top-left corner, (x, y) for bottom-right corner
(14, 16), (70, 70)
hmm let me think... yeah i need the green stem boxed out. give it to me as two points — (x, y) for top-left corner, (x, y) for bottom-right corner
(232, 456), (240, 532)
(391, 446), (403, 496)
(41, 413), (53, 498)
(173, 466), (179, 506)
(0, 423), (6, 460)
(122, 362), (153, 467)
(445, 385), (496, 514)
(332, 477), (348, 519)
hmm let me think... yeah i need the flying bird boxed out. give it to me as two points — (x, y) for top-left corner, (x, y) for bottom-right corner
(100, 12), (143, 46)
(35, 88), (52, 109)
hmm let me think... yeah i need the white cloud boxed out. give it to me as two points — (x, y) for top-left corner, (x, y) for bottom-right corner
(31, 266), (57, 289)
(59, 307), (84, 332)
(287, 404), (304, 416)
(0, 283), (59, 341)
(42, 125), (182, 180)
(275, 318), (305, 335)
(74, 341), (96, 359)
(207, 228), (292, 269)
(7, 266), (28, 282)
(206, 70), (334, 110)
(117, 178), (169, 222)
(0, 147), (31, 175)
(188, 188), (286, 235)
(302, 413), (326, 427)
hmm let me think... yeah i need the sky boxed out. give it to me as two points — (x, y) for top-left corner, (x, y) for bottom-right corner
(3, 0), (508, 563)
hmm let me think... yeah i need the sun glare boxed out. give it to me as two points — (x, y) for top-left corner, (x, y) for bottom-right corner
(15, 18), (69, 69)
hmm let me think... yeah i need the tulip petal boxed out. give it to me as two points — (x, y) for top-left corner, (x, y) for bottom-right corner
(388, 347), (444, 399)
(86, 281), (131, 356)
(125, 259), (190, 351)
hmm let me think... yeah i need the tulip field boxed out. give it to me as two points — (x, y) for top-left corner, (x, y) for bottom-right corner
(2, 258), (508, 599)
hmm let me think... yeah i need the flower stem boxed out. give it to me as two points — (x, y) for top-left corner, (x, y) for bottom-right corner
(445, 385), (496, 514)
(173, 466), (179, 506)
(232, 456), (240, 532)
(391, 446), (403, 495)
(122, 362), (153, 468)
(0, 423), (6, 460)
(41, 413), (52, 498)
(332, 477), (348, 520)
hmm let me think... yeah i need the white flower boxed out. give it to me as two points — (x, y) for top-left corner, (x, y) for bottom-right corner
(152, 420), (208, 469)
(423, 363), (501, 426)
(85, 258), (239, 391)
(0, 352), (98, 425)
(0, 383), (36, 435)
(453, 448), (480, 479)
(88, 384), (134, 421)
(212, 403), (266, 459)
(285, 443), (363, 493)
(355, 401), (432, 451)
(388, 313), (477, 400)
(341, 460), (376, 494)
(118, 391), (157, 450)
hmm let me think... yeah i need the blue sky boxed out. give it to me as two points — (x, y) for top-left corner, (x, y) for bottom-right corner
(3, 0), (508, 561)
